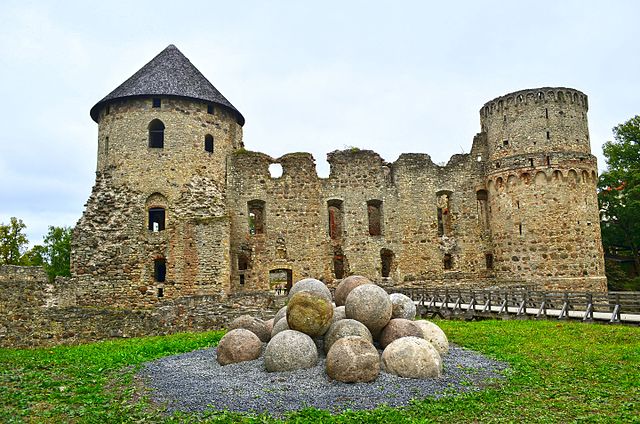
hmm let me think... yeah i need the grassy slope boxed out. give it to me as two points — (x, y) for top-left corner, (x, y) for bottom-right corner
(0, 320), (638, 423)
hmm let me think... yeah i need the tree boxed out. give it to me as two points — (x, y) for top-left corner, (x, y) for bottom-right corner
(41, 226), (72, 280)
(0, 217), (29, 265)
(598, 115), (640, 283)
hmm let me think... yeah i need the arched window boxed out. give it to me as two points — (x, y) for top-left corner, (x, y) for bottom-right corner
(148, 208), (165, 231)
(204, 134), (214, 153)
(148, 119), (165, 148)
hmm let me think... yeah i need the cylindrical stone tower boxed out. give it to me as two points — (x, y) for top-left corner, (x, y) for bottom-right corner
(72, 45), (245, 307)
(480, 88), (606, 291)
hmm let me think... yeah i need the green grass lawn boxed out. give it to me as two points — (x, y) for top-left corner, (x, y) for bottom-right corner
(1, 320), (638, 423)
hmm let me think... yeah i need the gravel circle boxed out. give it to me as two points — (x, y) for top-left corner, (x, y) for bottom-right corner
(140, 344), (507, 417)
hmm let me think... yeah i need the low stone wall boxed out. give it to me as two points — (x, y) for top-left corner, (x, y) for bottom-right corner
(0, 266), (285, 348)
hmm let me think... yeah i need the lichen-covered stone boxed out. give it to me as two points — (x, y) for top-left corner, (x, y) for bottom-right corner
(381, 336), (442, 379)
(216, 329), (262, 365)
(344, 284), (392, 338)
(323, 318), (372, 354)
(379, 318), (423, 349)
(264, 330), (318, 372)
(334, 276), (371, 307)
(228, 315), (270, 342)
(287, 278), (332, 303)
(326, 336), (380, 383)
(413, 320), (449, 355)
(389, 293), (416, 320)
(286, 291), (333, 338)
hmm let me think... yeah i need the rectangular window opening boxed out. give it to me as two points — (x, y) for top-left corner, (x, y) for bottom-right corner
(154, 259), (166, 282)
(152, 98), (161, 108)
(239, 274), (245, 285)
(148, 208), (166, 231)
(485, 253), (494, 270)
(157, 287), (164, 297)
(207, 104), (214, 114)
(367, 200), (382, 236)
(503, 140), (509, 147)
(546, 131), (550, 140)
(443, 254), (453, 270)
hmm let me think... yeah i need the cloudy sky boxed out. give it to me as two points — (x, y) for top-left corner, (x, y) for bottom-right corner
(1, 0), (639, 245)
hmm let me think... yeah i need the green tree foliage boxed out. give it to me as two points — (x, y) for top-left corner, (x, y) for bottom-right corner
(0, 217), (29, 265)
(41, 226), (72, 280)
(598, 115), (640, 288)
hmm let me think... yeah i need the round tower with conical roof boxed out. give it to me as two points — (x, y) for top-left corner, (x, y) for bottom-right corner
(480, 88), (606, 291)
(72, 45), (244, 306)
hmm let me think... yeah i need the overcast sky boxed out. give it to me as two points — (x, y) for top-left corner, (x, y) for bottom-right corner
(1, 0), (639, 245)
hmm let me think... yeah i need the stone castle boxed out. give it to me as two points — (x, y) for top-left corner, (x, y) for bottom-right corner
(67, 44), (606, 310)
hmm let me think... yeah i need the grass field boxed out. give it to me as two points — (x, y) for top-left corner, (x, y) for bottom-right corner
(0, 320), (638, 423)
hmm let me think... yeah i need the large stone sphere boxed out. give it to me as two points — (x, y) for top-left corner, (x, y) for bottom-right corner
(413, 320), (449, 355)
(264, 330), (318, 372)
(273, 306), (288, 325)
(323, 318), (373, 354)
(326, 336), (380, 383)
(264, 318), (274, 336)
(381, 336), (443, 379)
(287, 278), (332, 303)
(287, 291), (333, 337)
(228, 315), (270, 342)
(379, 318), (423, 349)
(271, 316), (290, 338)
(345, 284), (392, 338)
(216, 329), (263, 366)
(330, 305), (346, 326)
(389, 293), (417, 320)
(334, 275), (371, 306)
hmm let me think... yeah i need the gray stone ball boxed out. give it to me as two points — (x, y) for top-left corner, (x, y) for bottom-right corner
(216, 329), (263, 366)
(273, 306), (288, 325)
(264, 318), (274, 336)
(330, 305), (346, 326)
(334, 275), (371, 306)
(323, 318), (373, 354)
(264, 330), (318, 372)
(286, 291), (333, 338)
(379, 318), (423, 349)
(271, 316), (290, 338)
(413, 320), (449, 356)
(344, 283), (392, 338)
(287, 278), (332, 303)
(228, 315), (271, 342)
(381, 336), (443, 379)
(326, 336), (380, 383)
(389, 292), (417, 320)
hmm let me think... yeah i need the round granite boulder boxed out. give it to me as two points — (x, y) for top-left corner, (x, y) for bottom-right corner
(287, 291), (333, 337)
(389, 293), (417, 320)
(323, 318), (373, 354)
(264, 330), (318, 372)
(330, 305), (346, 326)
(413, 320), (449, 355)
(334, 275), (371, 306)
(264, 318), (274, 336)
(381, 336), (442, 379)
(216, 329), (263, 366)
(228, 315), (271, 342)
(273, 306), (288, 326)
(344, 284), (392, 338)
(326, 336), (380, 383)
(379, 318), (423, 349)
(287, 278), (332, 303)
(271, 316), (290, 338)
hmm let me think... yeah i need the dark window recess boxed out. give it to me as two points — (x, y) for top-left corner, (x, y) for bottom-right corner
(546, 156), (551, 166)
(327, 199), (343, 240)
(105, 105), (111, 115)
(204, 134), (214, 153)
(148, 119), (165, 148)
(381, 249), (394, 278)
(157, 287), (164, 297)
(485, 253), (494, 270)
(154, 259), (166, 282)
(248, 200), (266, 234)
(148, 208), (165, 231)
(333, 253), (345, 279)
(529, 158), (534, 167)
(152, 98), (161, 108)
(546, 131), (550, 140)
(104, 137), (109, 155)
(367, 200), (382, 236)
(239, 274), (245, 285)
(503, 140), (509, 147)
(443, 254), (453, 270)
(207, 103), (214, 114)
(238, 254), (248, 271)
(519, 223), (523, 235)
(545, 108), (549, 119)
(437, 207), (445, 236)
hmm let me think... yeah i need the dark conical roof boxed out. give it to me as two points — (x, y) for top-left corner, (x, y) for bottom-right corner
(90, 44), (244, 125)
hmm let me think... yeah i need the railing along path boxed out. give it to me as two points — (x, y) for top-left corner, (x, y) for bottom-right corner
(390, 288), (640, 324)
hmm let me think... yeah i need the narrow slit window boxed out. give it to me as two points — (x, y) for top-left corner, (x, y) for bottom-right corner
(104, 136), (109, 155)
(157, 287), (164, 297)
(204, 134), (214, 153)
(148, 119), (165, 148)
(443, 254), (453, 270)
(381, 249), (394, 278)
(154, 259), (166, 282)
(545, 108), (549, 119)
(105, 105), (111, 115)
(152, 98), (161, 108)
(207, 103), (214, 114)
(546, 131), (550, 140)
(367, 200), (382, 236)
(148, 208), (165, 231)
(327, 199), (343, 240)
(529, 158), (534, 167)
(485, 253), (494, 270)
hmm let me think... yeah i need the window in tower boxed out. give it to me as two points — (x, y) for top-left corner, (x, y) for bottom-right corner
(327, 199), (343, 240)
(248, 200), (266, 235)
(207, 103), (214, 114)
(148, 208), (165, 231)
(485, 253), (494, 270)
(154, 258), (166, 282)
(204, 134), (214, 153)
(152, 98), (161, 108)
(443, 254), (453, 270)
(367, 200), (383, 236)
(148, 119), (165, 148)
